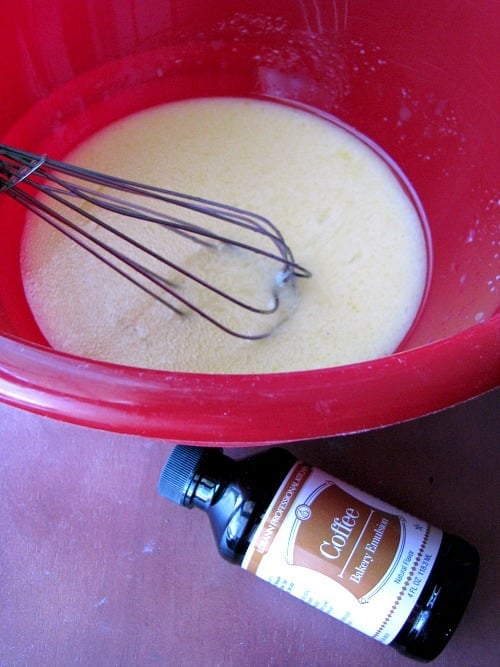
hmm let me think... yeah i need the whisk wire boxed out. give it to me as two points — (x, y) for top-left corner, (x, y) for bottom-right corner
(0, 144), (310, 339)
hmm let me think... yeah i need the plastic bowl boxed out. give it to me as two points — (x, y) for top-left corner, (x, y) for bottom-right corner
(0, 0), (498, 445)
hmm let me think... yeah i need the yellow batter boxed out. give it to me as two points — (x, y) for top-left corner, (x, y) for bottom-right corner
(21, 97), (428, 372)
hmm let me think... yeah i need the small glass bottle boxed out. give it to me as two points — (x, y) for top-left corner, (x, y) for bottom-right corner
(157, 445), (479, 662)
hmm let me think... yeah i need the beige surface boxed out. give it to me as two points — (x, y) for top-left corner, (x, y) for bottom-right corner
(22, 98), (427, 372)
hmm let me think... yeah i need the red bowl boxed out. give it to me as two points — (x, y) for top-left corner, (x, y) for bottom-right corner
(0, 0), (498, 444)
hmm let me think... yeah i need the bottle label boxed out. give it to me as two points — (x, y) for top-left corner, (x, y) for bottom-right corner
(241, 463), (442, 644)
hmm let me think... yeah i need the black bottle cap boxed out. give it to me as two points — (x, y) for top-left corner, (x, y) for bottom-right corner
(157, 445), (207, 506)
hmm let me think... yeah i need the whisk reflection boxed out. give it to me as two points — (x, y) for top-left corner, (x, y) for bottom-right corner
(0, 144), (310, 339)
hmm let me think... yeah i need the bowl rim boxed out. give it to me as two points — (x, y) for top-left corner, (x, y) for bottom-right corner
(0, 314), (498, 444)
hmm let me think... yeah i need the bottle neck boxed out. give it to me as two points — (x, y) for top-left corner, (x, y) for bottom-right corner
(179, 447), (297, 564)
(188, 473), (220, 510)
(184, 450), (230, 511)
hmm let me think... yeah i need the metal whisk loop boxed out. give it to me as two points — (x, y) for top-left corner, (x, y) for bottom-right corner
(0, 144), (311, 339)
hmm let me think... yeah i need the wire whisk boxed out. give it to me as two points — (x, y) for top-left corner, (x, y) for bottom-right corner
(0, 144), (310, 339)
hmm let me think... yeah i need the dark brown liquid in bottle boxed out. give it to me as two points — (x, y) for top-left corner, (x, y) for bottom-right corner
(158, 446), (479, 662)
